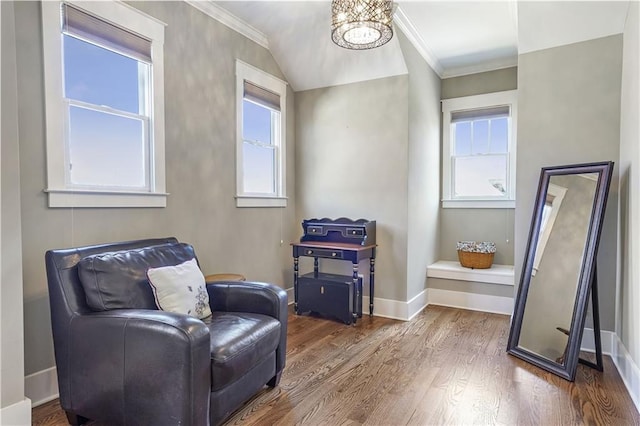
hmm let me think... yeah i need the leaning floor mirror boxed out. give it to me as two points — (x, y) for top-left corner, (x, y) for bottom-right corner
(507, 161), (614, 381)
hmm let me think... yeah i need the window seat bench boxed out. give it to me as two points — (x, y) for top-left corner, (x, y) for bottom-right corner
(427, 260), (515, 286)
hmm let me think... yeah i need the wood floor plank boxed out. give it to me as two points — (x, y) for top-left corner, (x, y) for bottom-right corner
(33, 306), (639, 426)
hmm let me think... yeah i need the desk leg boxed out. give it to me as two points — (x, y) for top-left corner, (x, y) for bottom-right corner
(369, 253), (375, 316)
(352, 263), (359, 323)
(293, 256), (299, 314)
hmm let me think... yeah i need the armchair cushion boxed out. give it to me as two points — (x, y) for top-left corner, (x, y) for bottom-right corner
(147, 258), (212, 319)
(203, 312), (281, 391)
(78, 242), (196, 311)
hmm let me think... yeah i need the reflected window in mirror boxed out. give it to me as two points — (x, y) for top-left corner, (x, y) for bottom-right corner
(533, 183), (567, 276)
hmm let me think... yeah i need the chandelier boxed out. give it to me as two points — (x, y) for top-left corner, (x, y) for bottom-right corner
(331, 0), (394, 50)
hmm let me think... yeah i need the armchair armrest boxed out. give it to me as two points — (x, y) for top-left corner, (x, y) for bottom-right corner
(206, 281), (288, 373)
(65, 309), (210, 425)
(206, 281), (287, 319)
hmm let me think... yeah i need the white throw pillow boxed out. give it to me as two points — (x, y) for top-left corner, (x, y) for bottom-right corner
(147, 258), (212, 319)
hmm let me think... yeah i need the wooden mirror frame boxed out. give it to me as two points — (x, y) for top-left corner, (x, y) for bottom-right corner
(507, 161), (614, 381)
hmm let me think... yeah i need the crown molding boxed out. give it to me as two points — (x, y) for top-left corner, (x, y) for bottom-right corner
(394, 5), (444, 77)
(185, 1), (269, 49)
(441, 57), (518, 79)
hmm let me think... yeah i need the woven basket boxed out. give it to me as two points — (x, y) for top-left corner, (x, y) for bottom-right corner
(456, 241), (496, 269)
(457, 251), (494, 269)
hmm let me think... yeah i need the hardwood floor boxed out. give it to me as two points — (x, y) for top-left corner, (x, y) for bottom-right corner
(33, 305), (639, 425)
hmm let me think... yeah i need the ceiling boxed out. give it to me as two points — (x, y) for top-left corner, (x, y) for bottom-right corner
(206, 1), (630, 92)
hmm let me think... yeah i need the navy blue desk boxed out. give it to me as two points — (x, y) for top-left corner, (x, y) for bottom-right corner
(291, 241), (376, 321)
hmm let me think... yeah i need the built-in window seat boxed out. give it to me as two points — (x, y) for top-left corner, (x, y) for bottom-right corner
(426, 261), (515, 315)
(427, 260), (514, 286)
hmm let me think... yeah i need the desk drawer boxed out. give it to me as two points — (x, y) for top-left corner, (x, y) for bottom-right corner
(307, 225), (324, 236)
(302, 248), (343, 259)
(345, 227), (365, 237)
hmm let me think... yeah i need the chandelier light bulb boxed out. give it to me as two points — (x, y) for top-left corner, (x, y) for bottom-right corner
(344, 26), (381, 45)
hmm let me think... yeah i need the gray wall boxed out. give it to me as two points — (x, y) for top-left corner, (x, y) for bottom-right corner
(515, 35), (622, 332)
(439, 67), (517, 267)
(1, 0), (27, 410)
(15, 1), (297, 376)
(617, 1), (639, 370)
(397, 31), (441, 300)
(295, 76), (409, 301)
(294, 30), (442, 306)
(439, 209), (515, 265)
(441, 67), (518, 100)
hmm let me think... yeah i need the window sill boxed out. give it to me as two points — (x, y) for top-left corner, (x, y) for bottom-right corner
(427, 260), (514, 286)
(45, 189), (168, 208)
(236, 196), (288, 208)
(442, 199), (515, 209)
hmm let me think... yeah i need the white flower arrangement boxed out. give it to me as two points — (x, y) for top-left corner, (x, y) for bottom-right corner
(456, 241), (497, 254)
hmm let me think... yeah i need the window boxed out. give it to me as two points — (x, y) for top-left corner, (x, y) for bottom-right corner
(235, 60), (287, 208)
(441, 90), (517, 208)
(42, 1), (166, 207)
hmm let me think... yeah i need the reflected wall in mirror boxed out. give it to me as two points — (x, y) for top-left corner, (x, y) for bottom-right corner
(507, 161), (614, 381)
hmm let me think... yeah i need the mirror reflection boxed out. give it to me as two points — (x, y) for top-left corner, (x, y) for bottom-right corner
(518, 173), (599, 363)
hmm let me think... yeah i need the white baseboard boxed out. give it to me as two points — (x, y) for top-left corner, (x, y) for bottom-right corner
(290, 285), (512, 320)
(362, 290), (427, 321)
(286, 287), (294, 305)
(0, 398), (32, 425)
(407, 289), (429, 320)
(580, 328), (615, 354)
(25, 366), (59, 407)
(611, 334), (640, 413)
(426, 287), (513, 315)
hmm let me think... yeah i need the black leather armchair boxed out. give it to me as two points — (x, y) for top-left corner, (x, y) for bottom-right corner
(45, 237), (287, 426)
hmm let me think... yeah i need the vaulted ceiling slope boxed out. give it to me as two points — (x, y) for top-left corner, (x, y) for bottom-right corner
(210, 1), (408, 91)
(203, 1), (630, 92)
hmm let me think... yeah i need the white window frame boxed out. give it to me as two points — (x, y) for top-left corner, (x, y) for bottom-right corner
(235, 60), (287, 208)
(532, 183), (567, 276)
(441, 90), (517, 209)
(42, 0), (167, 208)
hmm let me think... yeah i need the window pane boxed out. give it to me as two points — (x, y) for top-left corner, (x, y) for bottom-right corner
(472, 120), (489, 154)
(64, 35), (145, 114)
(454, 155), (507, 197)
(243, 142), (275, 194)
(489, 117), (508, 154)
(243, 100), (273, 144)
(68, 105), (146, 188)
(454, 121), (471, 156)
